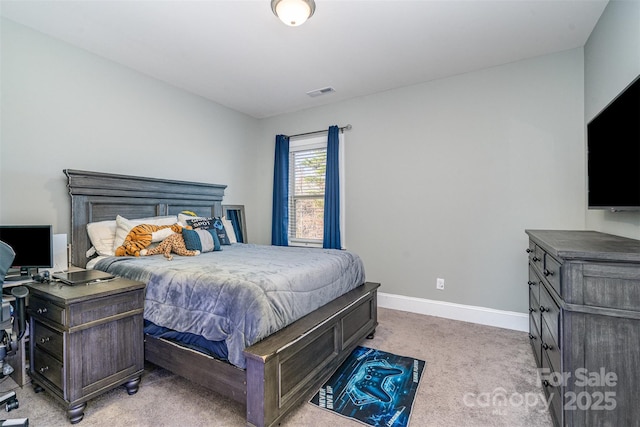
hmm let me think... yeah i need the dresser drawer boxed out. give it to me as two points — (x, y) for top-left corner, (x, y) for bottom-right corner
(29, 295), (65, 326)
(528, 265), (542, 306)
(33, 348), (64, 391)
(529, 287), (541, 333)
(543, 254), (561, 296)
(541, 352), (563, 427)
(529, 315), (541, 367)
(539, 286), (560, 345)
(541, 318), (560, 376)
(528, 243), (544, 270)
(33, 321), (63, 360)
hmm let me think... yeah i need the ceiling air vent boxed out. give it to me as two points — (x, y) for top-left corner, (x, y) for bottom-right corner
(306, 87), (335, 97)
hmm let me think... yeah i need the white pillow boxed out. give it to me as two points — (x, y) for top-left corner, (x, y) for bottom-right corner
(221, 217), (237, 244)
(112, 215), (178, 252)
(86, 219), (117, 256)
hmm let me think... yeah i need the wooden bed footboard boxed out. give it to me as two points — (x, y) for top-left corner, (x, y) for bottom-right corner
(244, 281), (379, 427)
(144, 282), (379, 427)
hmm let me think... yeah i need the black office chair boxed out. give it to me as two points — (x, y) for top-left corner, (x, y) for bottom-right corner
(0, 240), (29, 421)
(0, 241), (16, 332)
(0, 241), (28, 340)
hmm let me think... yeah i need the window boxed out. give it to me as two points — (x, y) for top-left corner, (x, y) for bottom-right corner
(288, 134), (345, 247)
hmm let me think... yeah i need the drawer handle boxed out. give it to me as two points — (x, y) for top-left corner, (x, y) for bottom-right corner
(529, 307), (536, 313)
(527, 281), (537, 287)
(37, 307), (48, 314)
(542, 379), (551, 388)
(543, 269), (554, 277)
(543, 342), (553, 350)
(532, 256), (540, 262)
(539, 305), (547, 313)
(528, 333), (537, 340)
(39, 366), (49, 373)
(526, 248), (534, 254)
(39, 337), (51, 344)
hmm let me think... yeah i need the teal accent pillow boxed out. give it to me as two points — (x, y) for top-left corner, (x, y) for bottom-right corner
(182, 228), (221, 252)
(186, 217), (231, 245)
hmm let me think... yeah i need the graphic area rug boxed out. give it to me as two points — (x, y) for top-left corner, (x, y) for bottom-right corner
(309, 346), (426, 427)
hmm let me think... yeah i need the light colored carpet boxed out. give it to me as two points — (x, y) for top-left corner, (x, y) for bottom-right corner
(2, 308), (553, 426)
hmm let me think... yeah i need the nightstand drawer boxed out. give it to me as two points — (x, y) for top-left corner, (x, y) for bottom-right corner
(67, 289), (144, 328)
(29, 295), (65, 326)
(33, 348), (64, 391)
(33, 321), (63, 359)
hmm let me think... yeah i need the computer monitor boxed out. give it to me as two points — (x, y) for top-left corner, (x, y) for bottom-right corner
(0, 225), (53, 280)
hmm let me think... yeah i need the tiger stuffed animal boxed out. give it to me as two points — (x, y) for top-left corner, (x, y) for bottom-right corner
(115, 223), (184, 257)
(140, 233), (200, 261)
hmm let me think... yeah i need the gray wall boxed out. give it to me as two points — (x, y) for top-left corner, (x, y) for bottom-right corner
(257, 50), (587, 313)
(584, 0), (640, 240)
(3, 3), (637, 316)
(1, 19), (260, 238)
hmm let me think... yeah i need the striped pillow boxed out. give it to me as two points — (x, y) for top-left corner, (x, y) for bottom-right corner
(182, 228), (221, 253)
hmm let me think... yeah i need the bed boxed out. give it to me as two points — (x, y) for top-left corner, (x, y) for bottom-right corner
(64, 169), (379, 427)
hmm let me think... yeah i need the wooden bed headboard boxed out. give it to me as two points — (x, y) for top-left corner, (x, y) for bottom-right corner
(64, 169), (226, 268)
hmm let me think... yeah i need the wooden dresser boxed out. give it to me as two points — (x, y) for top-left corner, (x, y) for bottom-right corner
(525, 230), (640, 427)
(27, 278), (145, 423)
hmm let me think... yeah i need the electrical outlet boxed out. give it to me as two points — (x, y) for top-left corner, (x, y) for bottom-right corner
(436, 278), (445, 290)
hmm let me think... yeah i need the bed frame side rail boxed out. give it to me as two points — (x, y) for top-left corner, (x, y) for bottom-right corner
(144, 335), (247, 403)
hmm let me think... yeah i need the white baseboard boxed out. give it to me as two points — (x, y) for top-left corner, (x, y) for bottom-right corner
(377, 292), (529, 332)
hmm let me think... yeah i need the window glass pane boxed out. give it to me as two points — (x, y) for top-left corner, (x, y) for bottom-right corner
(293, 198), (324, 239)
(293, 148), (326, 196)
(289, 147), (326, 241)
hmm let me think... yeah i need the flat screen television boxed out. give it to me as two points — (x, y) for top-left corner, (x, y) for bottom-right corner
(0, 225), (53, 280)
(587, 74), (640, 211)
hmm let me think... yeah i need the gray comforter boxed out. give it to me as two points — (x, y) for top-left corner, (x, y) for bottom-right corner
(95, 243), (365, 368)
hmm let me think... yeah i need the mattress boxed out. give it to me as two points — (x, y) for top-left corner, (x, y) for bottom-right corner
(95, 243), (365, 368)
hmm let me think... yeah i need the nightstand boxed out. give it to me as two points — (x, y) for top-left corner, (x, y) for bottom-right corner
(26, 278), (145, 423)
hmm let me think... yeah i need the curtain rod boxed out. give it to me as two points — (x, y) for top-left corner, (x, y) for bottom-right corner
(287, 124), (352, 139)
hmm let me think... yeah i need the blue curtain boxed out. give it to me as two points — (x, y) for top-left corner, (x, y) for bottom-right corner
(271, 134), (289, 246)
(323, 125), (341, 249)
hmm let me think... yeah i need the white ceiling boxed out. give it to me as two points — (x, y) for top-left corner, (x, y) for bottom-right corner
(1, 0), (608, 119)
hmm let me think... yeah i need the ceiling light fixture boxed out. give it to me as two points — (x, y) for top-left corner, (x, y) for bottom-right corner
(271, 0), (316, 27)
